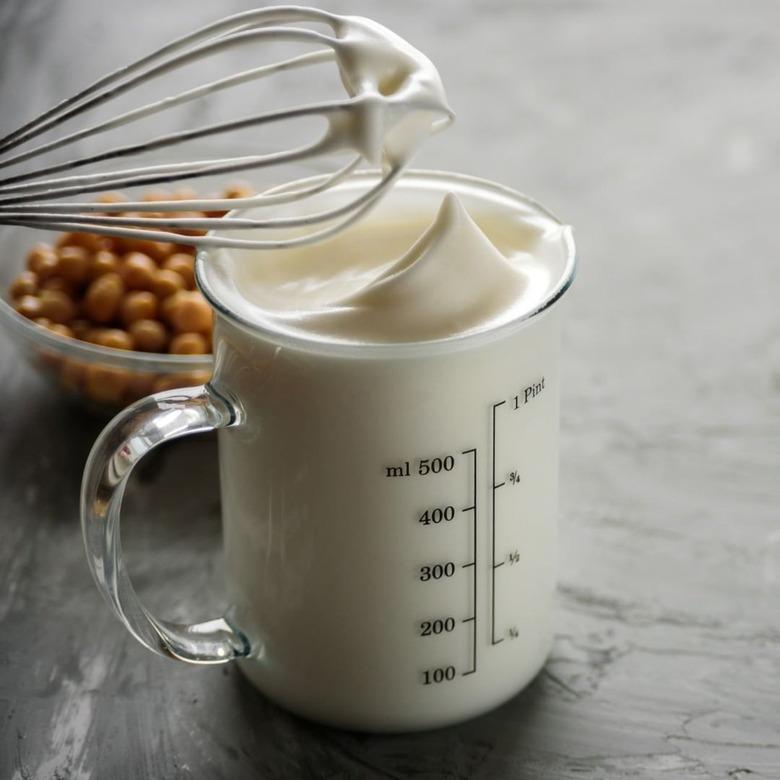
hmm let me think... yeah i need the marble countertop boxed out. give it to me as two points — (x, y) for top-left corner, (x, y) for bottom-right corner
(1, 1), (778, 777)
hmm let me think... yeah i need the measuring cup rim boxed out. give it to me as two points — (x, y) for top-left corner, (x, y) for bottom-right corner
(195, 168), (577, 359)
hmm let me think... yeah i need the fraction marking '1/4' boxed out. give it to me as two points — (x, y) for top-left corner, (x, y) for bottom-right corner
(491, 401), (506, 645)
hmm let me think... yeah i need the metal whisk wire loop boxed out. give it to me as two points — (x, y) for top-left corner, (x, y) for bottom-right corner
(0, 7), (453, 249)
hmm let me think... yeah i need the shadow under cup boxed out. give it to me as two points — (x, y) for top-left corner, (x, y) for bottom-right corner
(83, 170), (576, 733)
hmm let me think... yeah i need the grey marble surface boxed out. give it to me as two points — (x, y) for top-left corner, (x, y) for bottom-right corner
(1, 1), (779, 778)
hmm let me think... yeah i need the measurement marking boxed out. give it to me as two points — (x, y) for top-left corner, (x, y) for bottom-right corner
(462, 616), (475, 623)
(491, 402), (505, 646)
(462, 447), (478, 675)
(461, 505), (476, 512)
(493, 561), (505, 569)
(493, 481), (506, 489)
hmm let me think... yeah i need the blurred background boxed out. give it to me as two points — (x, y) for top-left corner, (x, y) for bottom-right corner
(1, 1), (778, 778)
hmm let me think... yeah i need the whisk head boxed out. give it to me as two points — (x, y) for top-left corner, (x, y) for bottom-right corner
(0, 7), (453, 249)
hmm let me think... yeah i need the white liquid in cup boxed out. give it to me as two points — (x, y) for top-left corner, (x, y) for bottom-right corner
(197, 171), (575, 731)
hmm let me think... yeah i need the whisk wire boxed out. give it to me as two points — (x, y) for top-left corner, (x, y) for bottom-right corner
(0, 162), (392, 232)
(0, 155), (361, 215)
(0, 8), (451, 248)
(0, 100), (349, 193)
(0, 50), (334, 175)
(0, 6), (338, 153)
(0, 165), (402, 250)
(0, 27), (340, 173)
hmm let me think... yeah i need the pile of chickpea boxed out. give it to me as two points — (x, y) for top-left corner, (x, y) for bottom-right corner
(6, 184), (252, 407)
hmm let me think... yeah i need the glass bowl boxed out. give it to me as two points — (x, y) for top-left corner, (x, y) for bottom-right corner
(0, 224), (212, 414)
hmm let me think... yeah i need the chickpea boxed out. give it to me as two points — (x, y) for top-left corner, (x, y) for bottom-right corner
(163, 253), (195, 289)
(175, 244), (197, 257)
(223, 182), (254, 199)
(169, 332), (208, 355)
(204, 191), (228, 218)
(9, 271), (38, 299)
(14, 294), (43, 320)
(57, 231), (106, 253)
(121, 291), (158, 325)
(83, 272), (124, 323)
(168, 213), (205, 238)
(83, 327), (107, 344)
(89, 250), (120, 279)
(95, 192), (126, 205)
(84, 364), (130, 405)
(128, 319), (168, 353)
(93, 328), (134, 351)
(151, 268), (185, 300)
(34, 317), (53, 328)
(119, 252), (157, 290)
(41, 277), (77, 296)
(69, 318), (92, 340)
(26, 244), (59, 280)
(151, 373), (184, 393)
(147, 241), (176, 262)
(57, 245), (90, 284)
(39, 289), (76, 323)
(123, 237), (173, 263)
(155, 370), (210, 391)
(108, 236), (128, 255)
(160, 293), (177, 322)
(47, 323), (75, 339)
(164, 290), (212, 334)
(185, 369), (212, 386)
(173, 187), (198, 201)
(142, 190), (171, 202)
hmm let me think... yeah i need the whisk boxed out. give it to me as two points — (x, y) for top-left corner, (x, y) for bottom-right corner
(0, 6), (453, 249)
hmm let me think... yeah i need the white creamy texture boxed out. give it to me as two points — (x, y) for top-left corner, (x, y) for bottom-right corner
(205, 187), (569, 345)
(326, 13), (453, 166)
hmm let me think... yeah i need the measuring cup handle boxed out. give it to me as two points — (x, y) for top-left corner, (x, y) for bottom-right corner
(80, 383), (250, 664)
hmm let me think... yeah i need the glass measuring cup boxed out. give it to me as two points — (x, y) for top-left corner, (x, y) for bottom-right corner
(81, 170), (576, 732)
